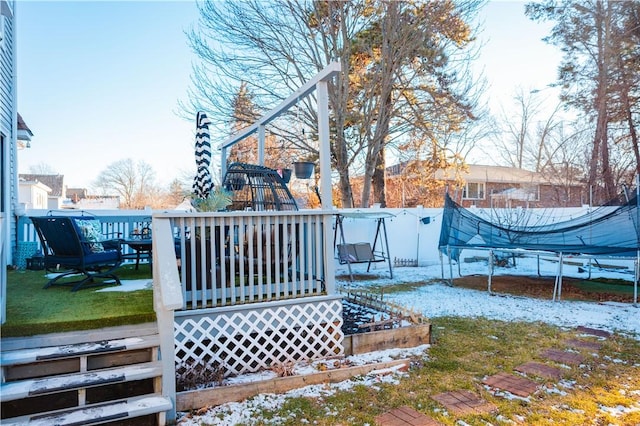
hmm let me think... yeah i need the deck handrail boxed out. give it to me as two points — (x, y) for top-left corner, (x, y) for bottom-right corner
(153, 209), (335, 310)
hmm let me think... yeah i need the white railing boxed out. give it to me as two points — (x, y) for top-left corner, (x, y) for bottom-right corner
(152, 210), (342, 422)
(154, 210), (335, 310)
(16, 210), (155, 267)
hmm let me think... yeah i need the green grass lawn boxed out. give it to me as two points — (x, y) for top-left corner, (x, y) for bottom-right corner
(2, 264), (155, 337)
(214, 316), (640, 426)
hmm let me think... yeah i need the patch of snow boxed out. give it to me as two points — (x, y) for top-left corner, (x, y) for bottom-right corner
(558, 379), (576, 389)
(495, 414), (516, 424)
(177, 260), (638, 424)
(95, 279), (153, 292)
(545, 385), (567, 396)
(598, 403), (640, 416)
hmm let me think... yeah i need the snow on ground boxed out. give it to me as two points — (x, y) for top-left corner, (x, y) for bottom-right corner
(178, 346), (429, 426)
(44, 273), (154, 292)
(177, 255), (639, 425)
(95, 278), (153, 292)
(339, 257), (640, 338)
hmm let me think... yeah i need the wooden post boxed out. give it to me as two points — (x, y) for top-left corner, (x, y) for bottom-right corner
(258, 124), (265, 166)
(152, 217), (184, 424)
(317, 79), (332, 210)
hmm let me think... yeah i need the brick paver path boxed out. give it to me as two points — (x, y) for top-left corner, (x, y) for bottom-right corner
(375, 406), (443, 426)
(576, 326), (611, 338)
(540, 348), (585, 365)
(515, 361), (563, 380)
(377, 323), (614, 424)
(431, 390), (497, 416)
(483, 372), (539, 397)
(565, 338), (602, 351)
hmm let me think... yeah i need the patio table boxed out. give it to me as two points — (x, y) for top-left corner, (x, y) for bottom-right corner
(121, 239), (152, 270)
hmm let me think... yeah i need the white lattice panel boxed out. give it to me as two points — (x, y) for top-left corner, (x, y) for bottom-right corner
(174, 298), (343, 379)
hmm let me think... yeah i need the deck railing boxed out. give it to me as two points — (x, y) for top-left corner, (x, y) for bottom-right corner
(155, 209), (335, 310)
(17, 210), (156, 264)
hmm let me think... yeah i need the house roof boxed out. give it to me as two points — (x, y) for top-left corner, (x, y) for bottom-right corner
(19, 174), (64, 197)
(17, 113), (33, 140)
(455, 165), (543, 184)
(66, 188), (88, 203)
(389, 161), (544, 185)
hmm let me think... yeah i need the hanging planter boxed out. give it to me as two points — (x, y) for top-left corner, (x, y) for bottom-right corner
(280, 168), (292, 184)
(293, 161), (314, 179)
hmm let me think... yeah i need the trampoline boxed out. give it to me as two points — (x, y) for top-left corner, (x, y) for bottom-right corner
(438, 192), (639, 303)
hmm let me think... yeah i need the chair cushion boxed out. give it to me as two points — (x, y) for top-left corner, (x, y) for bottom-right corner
(74, 218), (106, 253)
(47, 250), (120, 269)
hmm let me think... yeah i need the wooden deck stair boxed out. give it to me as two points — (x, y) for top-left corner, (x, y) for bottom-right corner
(1, 325), (171, 425)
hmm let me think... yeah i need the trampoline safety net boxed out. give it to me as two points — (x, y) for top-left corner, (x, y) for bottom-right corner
(438, 193), (640, 260)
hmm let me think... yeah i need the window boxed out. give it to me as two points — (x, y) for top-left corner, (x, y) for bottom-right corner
(463, 182), (485, 200)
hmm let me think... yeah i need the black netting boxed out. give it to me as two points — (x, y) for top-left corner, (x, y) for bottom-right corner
(222, 162), (298, 212)
(439, 193), (640, 260)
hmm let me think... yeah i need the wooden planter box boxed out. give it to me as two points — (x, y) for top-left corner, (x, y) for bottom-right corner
(175, 323), (431, 411)
(343, 323), (432, 356)
(176, 359), (410, 411)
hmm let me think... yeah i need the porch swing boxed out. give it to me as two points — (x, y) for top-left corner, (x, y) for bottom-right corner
(333, 211), (395, 281)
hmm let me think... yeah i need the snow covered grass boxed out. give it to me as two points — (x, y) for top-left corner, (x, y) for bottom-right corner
(177, 259), (640, 425)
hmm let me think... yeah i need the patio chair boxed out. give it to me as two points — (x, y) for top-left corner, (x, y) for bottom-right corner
(30, 216), (123, 291)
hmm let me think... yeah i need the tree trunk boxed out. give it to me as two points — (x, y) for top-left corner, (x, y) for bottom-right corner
(372, 145), (386, 207)
(589, 0), (616, 205)
(623, 91), (640, 176)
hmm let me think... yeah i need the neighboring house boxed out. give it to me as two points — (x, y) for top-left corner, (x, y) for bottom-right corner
(438, 164), (585, 208)
(63, 188), (120, 209)
(18, 178), (51, 209)
(358, 162), (585, 208)
(19, 180), (121, 211)
(19, 174), (65, 210)
(66, 187), (87, 203)
(0, 0), (16, 323)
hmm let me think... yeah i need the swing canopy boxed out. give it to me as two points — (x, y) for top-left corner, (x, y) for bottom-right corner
(338, 211), (396, 220)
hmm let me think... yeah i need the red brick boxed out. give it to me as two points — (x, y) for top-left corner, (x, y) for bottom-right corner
(483, 372), (539, 397)
(515, 361), (563, 380)
(540, 348), (584, 365)
(576, 326), (611, 338)
(375, 406), (443, 426)
(432, 390), (497, 415)
(565, 338), (602, 351)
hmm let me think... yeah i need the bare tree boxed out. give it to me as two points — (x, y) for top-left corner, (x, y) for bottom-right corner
(527, 0), (640, 204)
(184, 0), (483, 208)
(93, 159), (159, 209)
(28, 163), (57, 175)
(183, 0), (365, 207)
(344, 0), (482, 207)
(489, 88), (545, 170)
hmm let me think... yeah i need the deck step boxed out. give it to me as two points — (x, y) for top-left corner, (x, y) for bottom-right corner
(0, 335), (160, 367)
(1, 361), (162, 401)
(2, 394), (172, 426)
